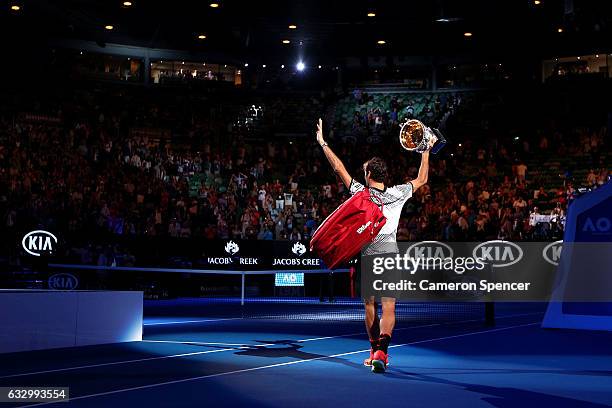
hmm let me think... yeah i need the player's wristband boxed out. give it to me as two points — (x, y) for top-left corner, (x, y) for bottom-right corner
(320, 142), (328, 148)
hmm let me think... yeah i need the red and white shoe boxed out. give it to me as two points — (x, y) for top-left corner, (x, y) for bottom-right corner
(371, 350), (388, 373)
(363, 349), (375, 366)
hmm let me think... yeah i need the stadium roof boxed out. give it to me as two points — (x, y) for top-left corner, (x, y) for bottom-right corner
(5, 0), (611, 60)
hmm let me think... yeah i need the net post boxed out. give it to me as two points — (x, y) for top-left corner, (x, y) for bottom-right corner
(241, 271), (245, 306)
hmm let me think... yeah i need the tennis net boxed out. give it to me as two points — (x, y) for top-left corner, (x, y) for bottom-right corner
(25, 264), (494, 324)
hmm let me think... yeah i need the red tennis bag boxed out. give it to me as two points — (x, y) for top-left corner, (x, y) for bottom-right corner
(310, 189), (386, 270)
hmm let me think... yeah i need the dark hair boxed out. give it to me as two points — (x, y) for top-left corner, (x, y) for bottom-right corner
(365, 157), (388, 183)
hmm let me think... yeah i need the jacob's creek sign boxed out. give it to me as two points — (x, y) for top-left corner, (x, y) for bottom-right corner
(272, 241), (321, 267)
(203, 240), (322, 269)
(206, 240), (261, 266)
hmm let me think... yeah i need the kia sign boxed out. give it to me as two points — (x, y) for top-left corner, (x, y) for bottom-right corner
(405, 241), (454, 260)
(472, 240), (523, 268)
(542, 240), (563, 266)
(22, 230), (58, 257)
(48, 273), (79, 290)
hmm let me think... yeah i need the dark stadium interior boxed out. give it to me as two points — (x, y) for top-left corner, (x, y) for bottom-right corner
(0, 0), (611, 407)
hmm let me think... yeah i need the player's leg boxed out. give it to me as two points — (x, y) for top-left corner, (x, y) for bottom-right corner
(363, 296), (380, 366)
(372, 296), (396, 372)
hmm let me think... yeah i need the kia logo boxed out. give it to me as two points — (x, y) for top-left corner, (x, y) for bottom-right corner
(405, 241), (454, 260)
(48, 273), (79, 290)
(22, 230), (58, 257)
(542, 240), (563, 266)
(472, 240), (523, 268)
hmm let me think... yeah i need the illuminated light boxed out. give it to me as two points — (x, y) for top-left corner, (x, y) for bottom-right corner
(282, 39), (290, 44)
(105, 25), (114, 30)
(197, 34), (206, 39)
(577, 56), (581, 60)
(458, 143), (462, 147)
(595, 54), (599, 58)
(122, 1), (132, 6)
(464, 32), (472, 37)
(318, 65), (322, 69)
(296, 61), (305, 71)
(377, 40), (386, 45)
(182, 61), (185, 64)
(203, 63), (206, 66)
(244, 63), (249, 67)
(10, 4), (20, 11)
(281, 64), (285, 68)
(224, 64), (227, 67)
(288, 24), (297, 29)
(237, 70), (241, 74)
(262, 64), (266, 68)
(557, 27), (563, 33)
(209, 3), (219, 8)
(367, 12), (375, 17)
(533, 0), (541, 5)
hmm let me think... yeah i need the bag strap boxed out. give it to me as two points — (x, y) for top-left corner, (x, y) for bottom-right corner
(363, 191), (385, 213)
(361, 192), (385, 236)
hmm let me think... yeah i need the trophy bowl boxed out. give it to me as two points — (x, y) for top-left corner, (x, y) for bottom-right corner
(399, 119), (447, 154)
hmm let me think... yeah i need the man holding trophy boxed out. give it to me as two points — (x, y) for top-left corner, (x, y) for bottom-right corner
(316, 118), (445, 373)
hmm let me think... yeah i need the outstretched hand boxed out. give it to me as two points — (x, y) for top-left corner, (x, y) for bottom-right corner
(316, 118), (325, 146)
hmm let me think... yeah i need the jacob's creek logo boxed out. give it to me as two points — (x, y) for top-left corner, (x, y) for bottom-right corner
(582, 217), (611, 235)
(291, 242), (307, 256)
(224, 240), (240, 255)
(357, 221), (372, 234)
(48, 273), (79, 290)
(405, 241), (454, 260)
(542, 240), (563, 266)
(22, 230), (57, 256)
(208, 241), (258, 265)
(472, 240), (523, 268)
(273, 242), (321, 266)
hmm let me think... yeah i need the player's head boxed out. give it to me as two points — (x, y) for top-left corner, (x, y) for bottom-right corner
(363, 157), (388, 186)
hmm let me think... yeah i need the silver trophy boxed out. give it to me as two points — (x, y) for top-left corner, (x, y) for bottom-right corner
(399, 119), (447, 154)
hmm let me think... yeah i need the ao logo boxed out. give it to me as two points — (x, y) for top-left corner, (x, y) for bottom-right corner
(405, 241), (454, 259)
(291, 242), (306, 256)
(542, 240), (563, 266)
(472, 240), (523, 268)
(224, 240), (240, 255)
(582, 217), (611, 233)
(22, 230), (57, 257)
(48, 273), (79, 290)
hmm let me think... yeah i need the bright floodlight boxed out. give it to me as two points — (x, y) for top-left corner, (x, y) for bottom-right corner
(296, 61), (305, 71)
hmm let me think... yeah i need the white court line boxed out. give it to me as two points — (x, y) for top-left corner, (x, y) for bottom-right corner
(0, 322), (438, 380)
(141, 340), (271, 347)
(144, 318), (242, 326)
(0, 311), (543, 380)
(22, 322), (540, 407)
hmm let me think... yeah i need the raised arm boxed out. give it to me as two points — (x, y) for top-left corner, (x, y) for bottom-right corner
(410, 135), (437, 192)
(316, 118), (352, 188)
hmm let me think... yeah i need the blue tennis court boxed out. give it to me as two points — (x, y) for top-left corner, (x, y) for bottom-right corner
(3, 299), (612, 408)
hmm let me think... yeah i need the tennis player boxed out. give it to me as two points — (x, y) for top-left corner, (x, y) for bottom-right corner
(316, 118), (436, 373)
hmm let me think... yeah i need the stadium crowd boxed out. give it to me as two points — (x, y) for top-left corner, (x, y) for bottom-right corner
(0, 87), (609, 257)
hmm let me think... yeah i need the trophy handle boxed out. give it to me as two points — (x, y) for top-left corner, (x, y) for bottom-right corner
(430, 128), (447, 154)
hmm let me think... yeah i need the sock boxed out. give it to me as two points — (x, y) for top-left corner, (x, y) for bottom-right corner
(369, 315), (380, 340)
(378, 333), (391, 353)
(369, 339), (379, 351)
